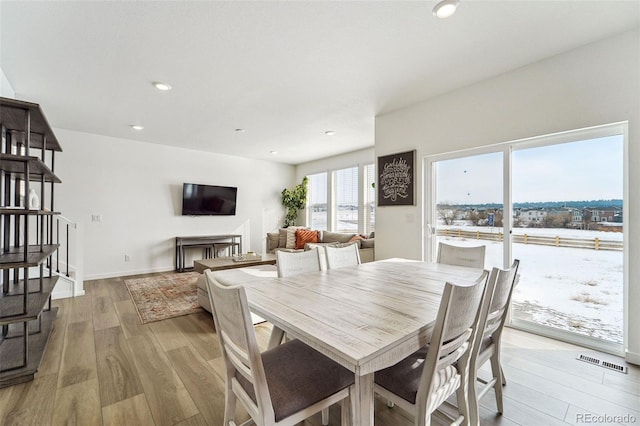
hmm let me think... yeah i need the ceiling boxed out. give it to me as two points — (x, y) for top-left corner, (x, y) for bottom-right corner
(1, 1), (638, 165)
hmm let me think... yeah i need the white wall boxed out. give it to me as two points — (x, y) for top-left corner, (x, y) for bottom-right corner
(296, 147), (375, 180)
(55, 128), (294, 279)
(0, 67), (15, 98)
(375, 30), (640, 363)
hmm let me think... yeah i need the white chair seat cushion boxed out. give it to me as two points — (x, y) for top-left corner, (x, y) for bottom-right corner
(235, 339), (354, 422)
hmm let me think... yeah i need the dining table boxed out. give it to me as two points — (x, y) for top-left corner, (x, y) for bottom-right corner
(212, 258), (486, 426)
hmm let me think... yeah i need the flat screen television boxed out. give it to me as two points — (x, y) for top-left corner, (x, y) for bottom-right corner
(182, 183), (237, 216)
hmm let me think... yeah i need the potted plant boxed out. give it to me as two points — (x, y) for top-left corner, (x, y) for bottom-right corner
(281, 177), (308, 227)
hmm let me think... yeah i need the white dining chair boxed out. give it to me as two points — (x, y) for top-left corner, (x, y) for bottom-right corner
(274, 247), (332, 424)
(374, 270), (489, 426)
(276, 248), (323, 277)
(205, 270), (354, 426)
(437, 242), (486, 269)
(325, 244), (361, 269)
(468, 259), (520, 426)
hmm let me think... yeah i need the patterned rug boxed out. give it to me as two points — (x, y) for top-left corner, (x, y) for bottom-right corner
(124, 272), (203, 324)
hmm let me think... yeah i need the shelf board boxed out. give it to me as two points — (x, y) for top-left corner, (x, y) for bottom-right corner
(0, 245), (59, 269)
(0, 276), (58, 324)
(0, 97), (62, 152)
(0, 208), (60, 215)
(0, 308), (58, 388)
(0, 154), (61, 183)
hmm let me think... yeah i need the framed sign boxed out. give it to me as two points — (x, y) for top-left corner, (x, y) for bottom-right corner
(377, 149), (415, 206)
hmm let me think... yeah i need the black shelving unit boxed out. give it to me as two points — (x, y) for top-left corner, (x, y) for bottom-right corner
(0, 96), (63, 388)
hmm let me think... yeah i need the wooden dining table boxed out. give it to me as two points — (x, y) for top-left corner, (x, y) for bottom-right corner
(213, 258), (485, 426)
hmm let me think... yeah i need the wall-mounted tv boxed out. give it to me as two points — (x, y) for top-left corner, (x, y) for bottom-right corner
(182, 183), (237, 216)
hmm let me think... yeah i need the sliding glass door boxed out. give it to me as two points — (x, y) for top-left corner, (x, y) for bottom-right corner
(431, 152), (505, 270)
(426, 123), (626, 353)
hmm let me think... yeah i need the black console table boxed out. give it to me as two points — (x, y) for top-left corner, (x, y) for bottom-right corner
(175, 234), (243, 272)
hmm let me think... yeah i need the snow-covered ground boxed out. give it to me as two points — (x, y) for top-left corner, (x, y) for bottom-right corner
(439, 225), (623, 344)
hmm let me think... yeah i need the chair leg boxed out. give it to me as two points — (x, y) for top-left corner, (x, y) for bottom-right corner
(341, 396), (350, 426)
(468, 365), (480, 426)
(223, 387), (237, 426)
(500, 365), (507, 385)
(322, 407), (329, 425)
(490, 354), (504, 414)
(456, 372), (471, 426)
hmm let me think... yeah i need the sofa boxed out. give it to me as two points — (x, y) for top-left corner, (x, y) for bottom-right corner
(266, 228), (375, 263)
(196, 264), (277, 323)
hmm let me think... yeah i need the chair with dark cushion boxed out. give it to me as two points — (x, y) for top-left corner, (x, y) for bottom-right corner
(374, 270), (489, 426)
(437, 242), (486, 269)
(468, 259), (520, 426)
(205, 270), (354, 426)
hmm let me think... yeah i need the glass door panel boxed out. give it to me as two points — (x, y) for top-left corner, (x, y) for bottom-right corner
(433, 152), (504, 269)
(511, 135), (624, 345)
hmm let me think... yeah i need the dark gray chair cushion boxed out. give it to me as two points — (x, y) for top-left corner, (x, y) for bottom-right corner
(374, 346), (428, 404)
(236, 339), (354, 422)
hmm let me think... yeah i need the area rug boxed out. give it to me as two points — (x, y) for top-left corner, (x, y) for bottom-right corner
(124, 272), (203, 324)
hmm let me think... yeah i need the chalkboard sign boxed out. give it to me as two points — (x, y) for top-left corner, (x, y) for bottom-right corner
(377, 150), (415, 206)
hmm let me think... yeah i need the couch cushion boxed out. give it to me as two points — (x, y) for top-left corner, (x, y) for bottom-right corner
(361, 238), (375, 249)
(295, 229), (319, 249)
(278, 228), (288, 248)
(321, 231), (356, 244)
(267, 232), (280, 252)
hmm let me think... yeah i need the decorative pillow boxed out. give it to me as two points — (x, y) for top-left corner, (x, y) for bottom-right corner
(267, 232), (280, 251)
(360, 238), (375, 249)
(286, 226), (307, 249)
(296, 229), (319, 249)
(278, 228), (288, 248)
(349, 235), (364, 243)
(321, 231), (356, 244)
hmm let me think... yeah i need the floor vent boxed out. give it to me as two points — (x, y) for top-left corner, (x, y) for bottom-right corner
(576, 354), (628, 374)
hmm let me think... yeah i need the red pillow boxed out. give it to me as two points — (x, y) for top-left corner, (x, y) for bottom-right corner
(296, 229), (319, 249)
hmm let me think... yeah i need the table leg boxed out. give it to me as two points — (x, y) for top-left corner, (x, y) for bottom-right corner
(354, 372), (374, 426)
(267, 326), (285, 349)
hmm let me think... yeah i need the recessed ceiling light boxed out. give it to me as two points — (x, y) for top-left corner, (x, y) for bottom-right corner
(325, 131), (336, 136)
(433, 0), (459, 18)
(152, 81), (172, 91)
(130, 124), (144, 130)
(270, 151), (278, 155)
(235, 128), (246, 133)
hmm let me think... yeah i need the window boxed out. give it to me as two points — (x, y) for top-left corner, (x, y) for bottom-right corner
(307, 172), (327, 230)
(333, 167), (358, 232)
(306, 163), (375, 234)
(364, 163), (376, 235)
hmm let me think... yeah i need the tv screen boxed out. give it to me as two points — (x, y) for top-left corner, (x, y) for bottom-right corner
(182, 183), (237, 216)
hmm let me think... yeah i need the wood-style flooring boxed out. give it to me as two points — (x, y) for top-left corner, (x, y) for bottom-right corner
(1, 273), (638, 425)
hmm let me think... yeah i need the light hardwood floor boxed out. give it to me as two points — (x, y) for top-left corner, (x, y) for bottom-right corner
(1, 273), (638, 426)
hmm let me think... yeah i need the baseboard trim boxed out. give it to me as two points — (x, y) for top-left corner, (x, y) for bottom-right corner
(625, 350), (640, 366)
(84, 266), (177, 281)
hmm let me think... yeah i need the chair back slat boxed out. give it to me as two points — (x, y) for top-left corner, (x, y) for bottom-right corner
(437, 242), (486, 269)
(325, 243), (361, 269)
(220, 329), (253, 381)
(276, 248), (323, 277)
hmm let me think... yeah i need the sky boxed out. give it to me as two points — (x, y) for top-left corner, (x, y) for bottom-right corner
(436, 134), (624, 205)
